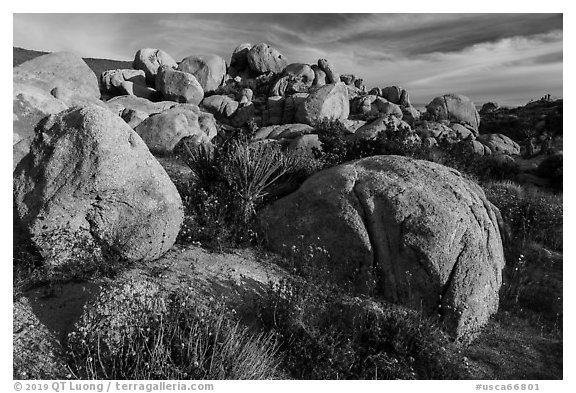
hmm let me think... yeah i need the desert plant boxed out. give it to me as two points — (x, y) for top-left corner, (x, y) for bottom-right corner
(67, 287), (282, 380)
(221, 140), (298, 224)
(256, 277), (469, 379)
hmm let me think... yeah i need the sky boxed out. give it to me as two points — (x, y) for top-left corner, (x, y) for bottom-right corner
(13, 13), (563, 107)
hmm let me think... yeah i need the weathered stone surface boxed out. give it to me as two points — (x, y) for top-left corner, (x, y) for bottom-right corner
(178, 55), (227, 93)
(155, 65), (204, 105)
(105, 96), (176, 117)
(478, 133), (521, 155)
(354, 116), (412, 141)
(14, 51), (100, 105)
(135, 105), (214, 154)
(133, 48), (178, 85)
(13, 297), (68, 379)
(121, 108), (149, 129)
(414, 120), (454, 140)
(14, 105), (184, 267)
(101, 69), (146, 95)
(13, 136), (34, 171)
(282, 93), (309, 124)
(285, 134), (321, 156)
(230, 43), (252, 71)
(120, 81), (159, 100)
(353, 95), (403, 120)
(451, 123), (475, 140)
(318, 58), (340, 84)
(247, 43), (288, 74)
(200, 95), (239, 119)
(253, 124), (314, 141)
(295, 83), (349, 125)
(381, 86), (411, 107)
(13, 83), (68, 145)
(311, 65), (326, 87)
(259, 155), (505, 341)
(426, 94), (480, 131)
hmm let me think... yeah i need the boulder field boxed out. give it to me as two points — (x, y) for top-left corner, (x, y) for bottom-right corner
(12, 43), (516, 343)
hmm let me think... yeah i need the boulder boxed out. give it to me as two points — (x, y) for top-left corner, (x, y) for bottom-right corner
(13, 83), (68, 145)
(317, 59), (340, 84)
(282, 93), (309, 124)
(450, 123), (475, 140)
(295, 83), (350, 125)
(368, 87), (382, 96)
(477, 133), (520, 155)
(353, 95), (403, 120)
(105, 96), (176, 117)
(13, 51), (100, 105)
(354, 116), (412, 141)
(311, 65), (327, 87)
(426, 93), (480, 131)
(178, 54), (227, 93)
(200, 95), (239, 120)
(14, 105), (184, 268)
(121, 108), (149, 129)
(155, 65), (204, 105)
(401, 105), (420, 125)
(13, 297), (68, 379)
(340, 74), (356, 85)
(259, 155), (505, 341)
(119, 81), (159, 100)
(133, 48), (178, 85)
(285, 134), (322, 156)
(247, 43), (288, 74)
(135, 105), (214, 154)
(414, 120), (453, 140)
(100, 69), (146, 95)
(253, 124), (314, 141)
(341, 119), (367, 134)
(480, 102), (499, 115)
(262, 96), (285, 126)
(237, 88), (254, 105)
(381, 86), (411, 107)
(230, 43), (252, 71)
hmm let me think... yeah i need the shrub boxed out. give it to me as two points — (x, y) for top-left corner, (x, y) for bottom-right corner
(483, 181), (562, 251)
(67, 284), (282, 380)
(256, 277), (469, 379)
(535, 153), (563, 192)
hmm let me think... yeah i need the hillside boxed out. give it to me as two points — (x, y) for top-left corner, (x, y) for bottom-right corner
(13, 47), (132, 78)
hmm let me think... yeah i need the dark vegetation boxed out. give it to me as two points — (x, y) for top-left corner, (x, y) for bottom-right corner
(13, 47), (562, 379)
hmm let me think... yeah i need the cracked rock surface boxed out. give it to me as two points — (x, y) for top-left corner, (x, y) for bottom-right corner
(258, 155), (505, 341)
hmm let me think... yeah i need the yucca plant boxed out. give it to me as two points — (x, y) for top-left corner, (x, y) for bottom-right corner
(222, 140), (297, 224)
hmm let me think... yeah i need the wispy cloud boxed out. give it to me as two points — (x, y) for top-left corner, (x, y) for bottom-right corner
(13, 13), (563, 106)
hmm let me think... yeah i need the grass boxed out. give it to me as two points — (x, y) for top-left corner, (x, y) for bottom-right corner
(66, 283), (282, 380)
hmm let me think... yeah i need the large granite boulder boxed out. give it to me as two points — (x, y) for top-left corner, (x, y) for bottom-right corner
(477, 133), (521, 155)
(133, 48), (178, 85)
(155, 65), (204, 105)
(13, 51), (100, 105)
(295, 83), (349, 125)
(426, 93), (480, 131)
(134, 105), (215, 154)
(247, 43), (288, 74)
(14, 105), (184, 268)
(258, 155), (505, 341)
(178, 54), (227, 93)
(381, 86), (411, 107)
